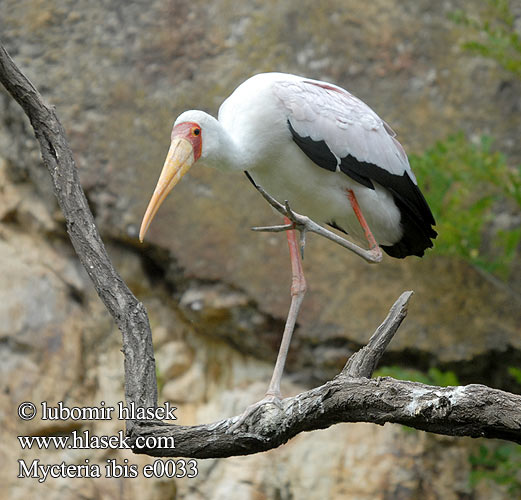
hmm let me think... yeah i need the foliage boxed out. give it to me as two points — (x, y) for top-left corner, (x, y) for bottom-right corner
(445, 5), (521, 483)
(385, 2), (521, 492)
(410, 133), (521, 276)
(450, 0), (521, 79)
(508, 366), (521, 384)
(412, 0), (521, 278)
(374, 366), (459, 387)
(469, 443), (521, 495)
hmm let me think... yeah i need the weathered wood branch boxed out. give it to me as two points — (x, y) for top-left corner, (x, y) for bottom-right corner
(131, 379), (521, 458)
(129, 291), (521, 457)
(2, 43), (520, 460)
(342, 290), (411, 378)
(0, 44), (158, 434)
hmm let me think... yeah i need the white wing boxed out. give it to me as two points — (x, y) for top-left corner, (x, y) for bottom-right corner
(272, 77), (417, 184)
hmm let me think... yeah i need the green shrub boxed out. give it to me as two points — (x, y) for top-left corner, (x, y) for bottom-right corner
(410, 133), (521, 277)
(469, 443), (521, 495)
(450, 0), (521, 79)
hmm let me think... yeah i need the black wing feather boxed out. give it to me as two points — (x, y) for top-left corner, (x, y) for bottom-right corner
(288, 121), (437, 258)
(287, 121), (337, 172)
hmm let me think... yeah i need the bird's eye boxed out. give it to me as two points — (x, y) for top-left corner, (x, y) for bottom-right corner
(192, 127), (201, 136)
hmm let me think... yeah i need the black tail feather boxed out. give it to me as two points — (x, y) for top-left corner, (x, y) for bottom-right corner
(381, 189), (437, 258)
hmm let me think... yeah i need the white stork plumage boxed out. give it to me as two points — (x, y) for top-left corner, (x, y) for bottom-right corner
(139, 72), (437, 428)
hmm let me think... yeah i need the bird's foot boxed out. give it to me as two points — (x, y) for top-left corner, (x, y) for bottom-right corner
(226, 393), (283, 434)
(250, 185), (308, 229)
(366, 245), (383, 262)
(250, 188), (309, 258)
(250, 183), (382, 264)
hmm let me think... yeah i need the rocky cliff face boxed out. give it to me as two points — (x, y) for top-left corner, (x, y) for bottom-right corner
(1, 0), (520, 499)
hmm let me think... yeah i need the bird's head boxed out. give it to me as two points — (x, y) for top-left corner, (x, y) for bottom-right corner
(139, 112), (206, 242)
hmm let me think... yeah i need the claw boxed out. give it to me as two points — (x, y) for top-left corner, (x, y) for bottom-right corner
(284, 200), (300, 225)
(250, 181), (382, 264)
(284, 200), (293, 218)
(227, 395), (283, 434)
(251, 223), (294, 232)
(254, 184), (286, 214)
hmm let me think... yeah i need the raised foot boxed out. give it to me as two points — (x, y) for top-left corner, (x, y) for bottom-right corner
(250, 184), (382, 264)
(227, 394), (283, 434)
(251, 196), (309, 259)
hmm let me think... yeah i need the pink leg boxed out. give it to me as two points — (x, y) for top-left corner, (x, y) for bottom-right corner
(265, 217), (307, 397)
(346, 189), (382, 259)
(228, 217), (307, 432)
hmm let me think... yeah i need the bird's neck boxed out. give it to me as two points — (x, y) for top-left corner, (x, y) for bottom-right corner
(199, 114), (254, 173)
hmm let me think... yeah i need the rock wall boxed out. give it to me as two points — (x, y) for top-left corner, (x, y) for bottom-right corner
(1, 0), (520, 498)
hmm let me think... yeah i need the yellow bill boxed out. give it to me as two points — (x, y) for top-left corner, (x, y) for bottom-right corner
(139, 137), (195, 242)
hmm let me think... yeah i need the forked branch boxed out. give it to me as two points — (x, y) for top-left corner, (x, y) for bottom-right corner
(127, 291), (521, 457)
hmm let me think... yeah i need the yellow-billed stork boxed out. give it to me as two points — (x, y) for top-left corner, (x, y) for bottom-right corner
(139, 72), (437, 428)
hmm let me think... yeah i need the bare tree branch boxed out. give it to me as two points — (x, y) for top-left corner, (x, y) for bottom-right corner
(130, 379), (521, 458)
(0, 44), (158, 434)
(129, 291), (521, 457)
(2, 43), (520, 460)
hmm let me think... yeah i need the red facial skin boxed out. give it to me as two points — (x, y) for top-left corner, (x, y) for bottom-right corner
(171, 122), (202, 162)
